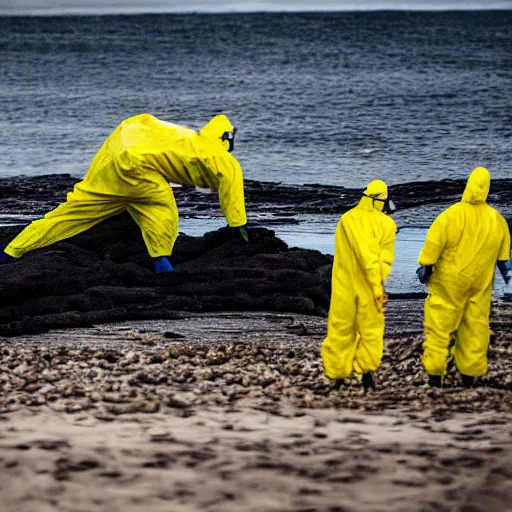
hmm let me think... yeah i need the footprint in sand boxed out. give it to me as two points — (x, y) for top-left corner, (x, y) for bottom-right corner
(98, 470), (123, 478)
(34, 439), (70, 450)
(440, 455), (485, 469)
(13, 443), (31, 450)
(391, 478), (428, 487)
(142, 452), (175, 469)
(53, 457), (102, 481)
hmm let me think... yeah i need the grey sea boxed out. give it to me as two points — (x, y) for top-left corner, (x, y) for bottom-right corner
(1, 11), (511, 294)
(1, 11), (511, 185)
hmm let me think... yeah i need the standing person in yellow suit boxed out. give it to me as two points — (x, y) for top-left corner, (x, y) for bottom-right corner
(321, 180), (397, 392)
(417, 167), (511, 388)
(0, 113), (248, 273)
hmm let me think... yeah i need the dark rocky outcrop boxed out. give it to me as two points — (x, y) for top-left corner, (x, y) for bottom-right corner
(0, 214), (333, 337)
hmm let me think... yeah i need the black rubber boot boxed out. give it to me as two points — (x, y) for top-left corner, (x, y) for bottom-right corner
(428, 375), (442, 388)
(0, 251), (16, 265)
(460, 374), (475, 388)
(332, 379), (344, 390)
(362, 373), (376, 393)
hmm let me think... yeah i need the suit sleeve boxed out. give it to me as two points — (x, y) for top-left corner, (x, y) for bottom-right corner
(215, 155), (247, 227)
(380, 218), (396, 282)
(497, 213), (511, 261)
(418, 210), (449, 266)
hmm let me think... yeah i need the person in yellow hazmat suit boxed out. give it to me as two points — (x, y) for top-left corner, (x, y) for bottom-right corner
(321, 180), (397, 393)
(417, 167), (511, 388)
(0, 113), (248, 273)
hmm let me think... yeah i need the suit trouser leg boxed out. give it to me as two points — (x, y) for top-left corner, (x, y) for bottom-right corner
(5, 194), (126, 258)
(353, 297), (385, 375)
(452, 289), (492, 377)
(321, 291), (357, 380)
(422, 287), (464, 376)
(126, 188), (179, 258)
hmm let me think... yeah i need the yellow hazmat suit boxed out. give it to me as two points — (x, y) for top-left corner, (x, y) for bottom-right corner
(321, 180), (396, 380)
(5, 114), (246, 259)
(419, 167), (511, 378)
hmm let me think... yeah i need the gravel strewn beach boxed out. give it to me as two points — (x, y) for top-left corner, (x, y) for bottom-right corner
(0, 304), (511, 512)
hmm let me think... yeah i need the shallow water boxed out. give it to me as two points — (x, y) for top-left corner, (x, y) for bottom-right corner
(167, 216), (511, 296)
(1, 213), (507, 296)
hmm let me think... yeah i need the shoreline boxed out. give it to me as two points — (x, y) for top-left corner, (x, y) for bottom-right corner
(1, 174), (512, 221)
(0, 175), (510, 337)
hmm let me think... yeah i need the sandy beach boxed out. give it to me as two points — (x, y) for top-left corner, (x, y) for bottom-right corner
(1, 303), (511, 512)
(2, 404), (511, 512)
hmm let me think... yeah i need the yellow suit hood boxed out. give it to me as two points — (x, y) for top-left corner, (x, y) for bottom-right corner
(199, 114), (234, 152)
(461, 167), (490, 205)
(359, 179), (388, 212)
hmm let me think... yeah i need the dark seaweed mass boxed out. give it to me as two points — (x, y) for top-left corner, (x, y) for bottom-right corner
(0, 215), (332, 337)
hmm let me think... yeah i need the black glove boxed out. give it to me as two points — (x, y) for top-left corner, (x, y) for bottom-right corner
(416, 265), (433, 284)
(497, 260), (512, 284)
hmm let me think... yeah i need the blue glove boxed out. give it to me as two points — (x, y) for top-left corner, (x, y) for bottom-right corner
(416, 265), (433, 284)
(153, 256), (175, 274)
(0, 251), (16, 265)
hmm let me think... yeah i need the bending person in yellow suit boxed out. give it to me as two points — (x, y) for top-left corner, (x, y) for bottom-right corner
(321, 180), (396, 392)
(417, 167), (511, 388)
(0, 113), (248, 273)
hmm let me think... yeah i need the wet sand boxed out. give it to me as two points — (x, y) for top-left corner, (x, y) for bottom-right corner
(0, 175), (511, 511)
(2, 405), (511, 512)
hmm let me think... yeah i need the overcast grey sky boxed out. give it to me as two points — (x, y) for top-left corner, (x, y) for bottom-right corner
(1, 0), (511, 14)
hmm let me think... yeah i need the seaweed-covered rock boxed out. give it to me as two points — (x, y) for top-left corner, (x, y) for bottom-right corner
(0, 214), (332, 337)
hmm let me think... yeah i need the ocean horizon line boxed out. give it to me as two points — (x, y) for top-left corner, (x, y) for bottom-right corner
(1, 5), (512, 17)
